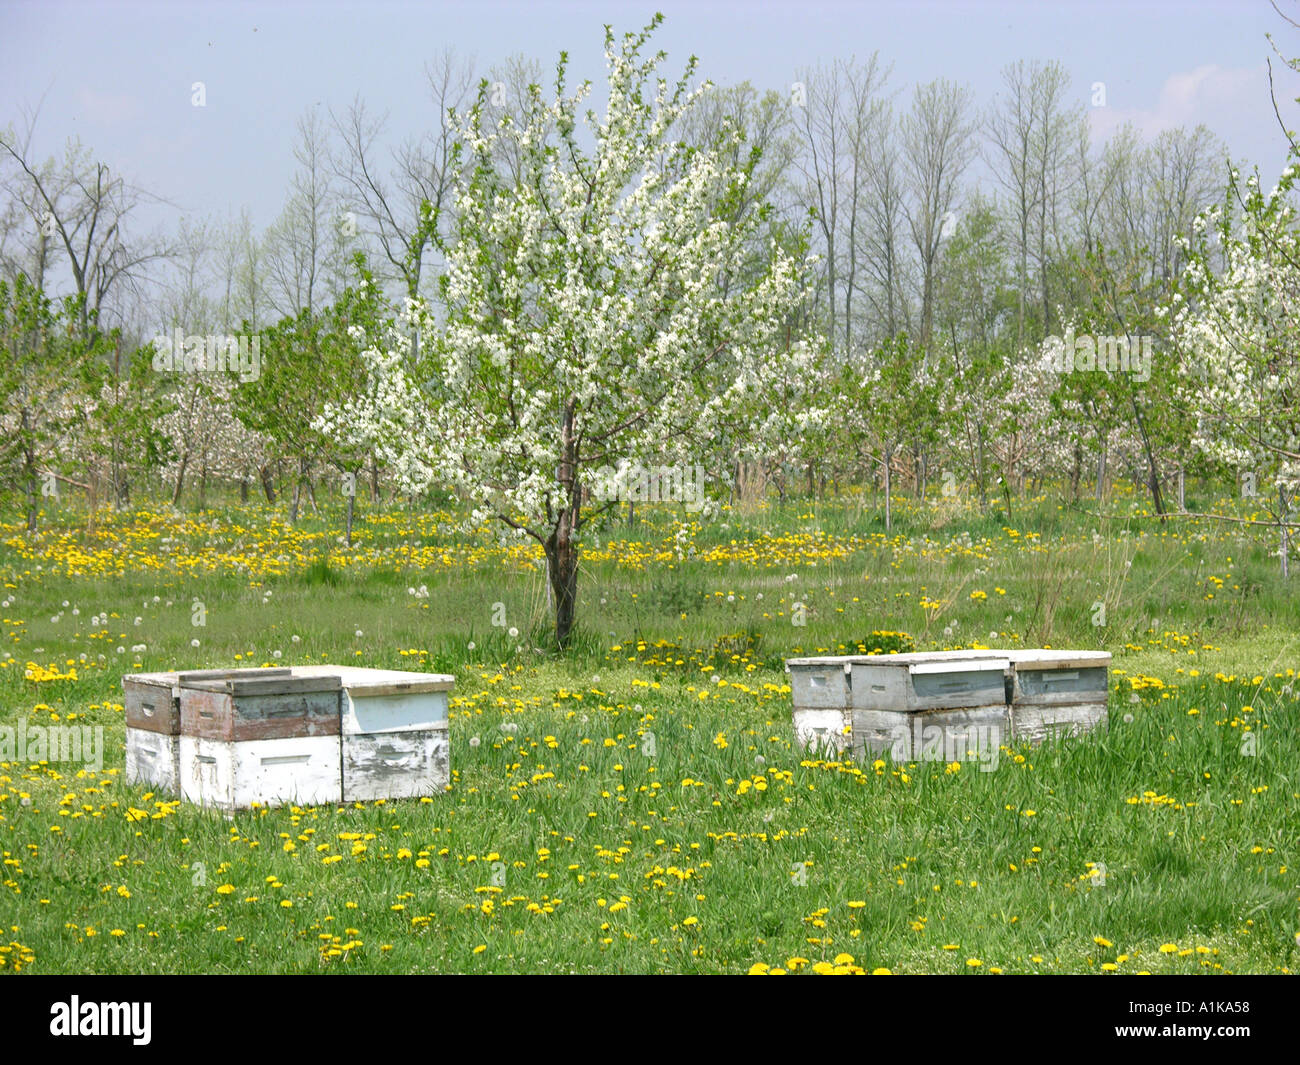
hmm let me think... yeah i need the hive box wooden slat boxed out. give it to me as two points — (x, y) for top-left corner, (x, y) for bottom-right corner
(178, 673), (342, 741)
(1005, 649), (1110, 744)
(179, 734), (342, 810)
(785, 659), (851, 755)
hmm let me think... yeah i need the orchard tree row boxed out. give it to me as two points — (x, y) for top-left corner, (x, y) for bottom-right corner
(2, 16), (1299, 639)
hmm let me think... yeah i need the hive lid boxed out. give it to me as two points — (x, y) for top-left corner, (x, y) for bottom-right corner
(176, 667), (294, 682)
(179, 674), (342, 695)
(909, 658), (1010, 675)
(1002, 649), (1111, 669)
(122, 671), (182, 687)
(290, 665), (455, 693)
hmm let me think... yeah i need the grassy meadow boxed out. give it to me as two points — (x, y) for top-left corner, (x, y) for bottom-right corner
(0, 483), (1297, 974)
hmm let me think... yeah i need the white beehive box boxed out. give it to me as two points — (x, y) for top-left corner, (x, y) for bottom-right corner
(122, 671), (182, 792)
(1005, 649), (1111, 744)
(891, 705), (1009, 764)
(290, 665), (453, 732)
(785, 658), (851, 755)
(178, 734), (342, 810)
(292, 666), (454, 800)
(852, 653), (1011, 762)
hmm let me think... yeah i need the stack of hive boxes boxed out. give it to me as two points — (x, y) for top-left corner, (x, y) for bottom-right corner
(291, 665), (451, 803)
(786, 648), (1110, 761)
(786, 659), (853, 755)
(122, 665), (454, 810)
(1004, 649), (1110, 744)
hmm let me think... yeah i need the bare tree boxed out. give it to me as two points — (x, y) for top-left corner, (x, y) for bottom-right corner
(0, 114), (171, 341)
(263, 109), (349, 321)
(795, 55), (891, 357)
(854, 96), (911, 340)
(901, 77), (977, 356)
(331, 49), (475, 308)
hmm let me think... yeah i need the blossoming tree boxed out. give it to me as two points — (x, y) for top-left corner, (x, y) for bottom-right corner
(1166, 160), (1300, 575)
(317, 17), (814, 645)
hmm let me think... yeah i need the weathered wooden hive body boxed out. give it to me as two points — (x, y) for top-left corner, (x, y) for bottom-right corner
(1002, 649), (1110, 744)
(122, 665), (454, 810)
(292, 665), (452, 803)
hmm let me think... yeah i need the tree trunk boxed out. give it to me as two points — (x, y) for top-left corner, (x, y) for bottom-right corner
(289, 457), (308, 523)
(1128, 393), (1166, 520)
(23, 431), (38, 535)
(883, 448), (893, 533)
(240, 477), (250, 503)
(1281, 484), (1291, 580)
(172, 449), (190, 506)
(546, 399), (582, 648)
(369, 453), (380, 503)
(1095, 436), (1107, 504)
(259, 464), (276, 503)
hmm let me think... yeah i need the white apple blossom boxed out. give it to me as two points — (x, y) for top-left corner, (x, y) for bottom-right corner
(316, 18), (815, 644)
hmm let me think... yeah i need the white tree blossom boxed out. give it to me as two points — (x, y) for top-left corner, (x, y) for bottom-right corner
(317, 17), (816, 643)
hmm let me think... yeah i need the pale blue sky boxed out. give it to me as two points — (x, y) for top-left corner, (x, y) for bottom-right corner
(3, 0), (1298, 233)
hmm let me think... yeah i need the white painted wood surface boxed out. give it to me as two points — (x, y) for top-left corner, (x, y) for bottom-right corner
(1011, 702), (1108, 745)
(792, 707), (850, 755)
(851, 708), (912, 761)
(179, 734), (342, 810)
(125, 727), (180, 793)
(342, 726), (449, 801)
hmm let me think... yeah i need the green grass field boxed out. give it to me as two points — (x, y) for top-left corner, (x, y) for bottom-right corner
(1, 486), (1297, 974)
